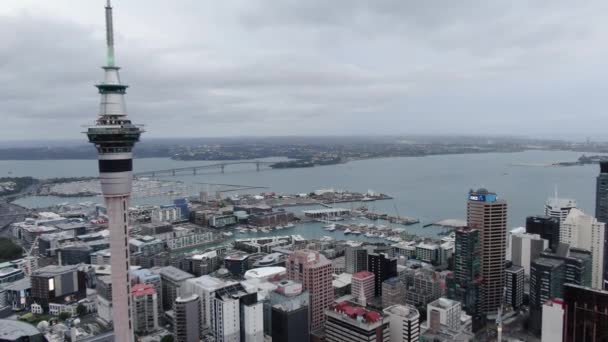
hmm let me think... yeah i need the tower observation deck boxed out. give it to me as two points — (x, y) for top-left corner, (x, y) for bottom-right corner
(85, 1), (143, 341)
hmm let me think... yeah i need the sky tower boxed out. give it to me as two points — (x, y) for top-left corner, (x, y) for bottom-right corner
(85, 1), (143, 341)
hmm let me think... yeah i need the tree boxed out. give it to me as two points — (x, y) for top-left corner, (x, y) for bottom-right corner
(160, 335), (174, 342)
(58, 312), (71, 321)
(76, 304), (87, 317)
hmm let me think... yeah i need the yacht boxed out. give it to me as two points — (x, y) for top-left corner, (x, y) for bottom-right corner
(222, 232), (233, 237)
(323, 223), (336, 230)
(351, 230), (362, 235)
(325, 226), (336, 232)
(285, 223), (295, 228)
(250, 228), (258, 233)
(344, 228), (352, 234)
(275, 225), (284, 230)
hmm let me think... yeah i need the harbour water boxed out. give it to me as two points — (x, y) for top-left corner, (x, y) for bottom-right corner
(3, 150), (602, 240)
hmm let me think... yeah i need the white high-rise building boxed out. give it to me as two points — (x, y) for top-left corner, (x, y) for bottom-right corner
(85, 1), (144, 341)
(181, 275), (238, 332)
(210, 284), (263, 342)
(560, 208), (606, 289)
(541, 299), (565, 342)
(545, 197), (577, 224)
(510, 233), (549, 276)
(384, 304), (420, 342)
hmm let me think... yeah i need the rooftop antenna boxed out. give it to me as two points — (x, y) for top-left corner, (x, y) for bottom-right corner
(105, 0), (115, 67)
(554, 184), (559, 200)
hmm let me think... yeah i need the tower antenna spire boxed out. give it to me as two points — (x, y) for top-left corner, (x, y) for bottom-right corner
(105, 0), (115, 66)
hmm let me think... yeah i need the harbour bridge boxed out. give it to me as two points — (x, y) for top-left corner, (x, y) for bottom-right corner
(133, 160), (275, 178)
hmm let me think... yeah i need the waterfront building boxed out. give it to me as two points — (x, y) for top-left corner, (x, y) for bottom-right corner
(84, 1), (144, 340)
(158, 266), (194, 311)
(345, 244), (375, 274)
(510, 232), (548, 276)
(467, 188), (507, 315)
(352, 271), (375, 305)
(392, 241), (417, 259)
(269, 280), (310, 342)
(384, 304), (419, 342)
(368, 252), (397, 297)
(224, 254), (249, 277)
(541, 298), (565, 342)
(596, 161), (608, 289)
(30, 265), (86, 313)
(526, 215), (560, 251)
(0, 265), (24, 285)
(447, 226), (482, 329)
(415, 242), (439, 264)
(529, 257), (565, 336)
(287, 249), (334, 332)
(559, 208), (606, 289)
(545, 196), (577, 224)
(325, 301), (390, 342)
(505, 265), (524, 309)
(382, 277), (404, 308)
(174, 294), (203, 342)
(131, 284), (159, 334)
(563, 283), (608, 341)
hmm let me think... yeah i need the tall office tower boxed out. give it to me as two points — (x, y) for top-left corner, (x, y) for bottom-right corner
(505, 265), (524, 309)
(368, 253), (397, 297)
(85, 1), (144, 340)
(181, 275), (238, 333)
(131, 284), (159, 335)
(541, 246), (592, 287)
(287, 250), (334, 332)
(545, 196), (577, 224)
(345, 245), (374, 274)
(402, 268), (444, 308)
(269, 280), (310, 342)
(352, 271), (375, 305)
(596, 161), (608, 290)
(384, 304), (420, 342)
(510, 232), (548, 276)
(158, 266), (194, 311)
(467, 189), (507, 315)
(559, 208), (606, 289)
(448, 227), (482, 329)
(541, 299), (565, 342)
(563, 284), (608, 341)
(174, 294), (203, 342)
(210, 284), (262, 342)
(526, 216), (560, 251)
(382, 277), (404, 308)
(96, 276), (113, 323)
(529, 257), (565, 336)
(131, 269), (163, 318)
(325, 301), (390, 342)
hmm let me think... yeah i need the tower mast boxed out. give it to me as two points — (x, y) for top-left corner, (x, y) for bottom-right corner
(85, 1), (143, 341)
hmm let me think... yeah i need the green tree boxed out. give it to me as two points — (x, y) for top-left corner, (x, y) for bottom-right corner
(160, 335), (174, 342)
(0, 238), (24, 263)
(58, 312), (71, 321)
(76, 304), (87, 316)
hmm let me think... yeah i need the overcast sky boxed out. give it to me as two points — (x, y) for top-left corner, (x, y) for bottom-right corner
(1, 1), (607, 141)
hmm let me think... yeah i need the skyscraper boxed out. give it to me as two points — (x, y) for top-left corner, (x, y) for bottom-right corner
(526, 216), (560, 251)
(345, 245), (374, 274)
(85, 1), (144, 340)
(175, 294), (203, 342)
(545, 196), (577, 224)
(529, 257), (565, 336)
(383, 304), (420, 342)
(467, 189), (507, 315)
(269, 281), (310, 342)
(505, 265), (524, 309)
(447, 227), (482, 330)
(559, 208), (606, 289)
(287, 250), (334, 333)
(131, 284), (159, 335)
(352, 271), (375, 305)
(563, 283), (608, 341)
(595, 161), (608, 289)
(510, 232), (548, 276)
(368, 253), (397, 297)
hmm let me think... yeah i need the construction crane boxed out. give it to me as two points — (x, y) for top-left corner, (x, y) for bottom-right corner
(496, 286), (507, 342)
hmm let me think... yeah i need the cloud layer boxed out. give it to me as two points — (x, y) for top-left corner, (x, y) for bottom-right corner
(1, 0), (607, 141)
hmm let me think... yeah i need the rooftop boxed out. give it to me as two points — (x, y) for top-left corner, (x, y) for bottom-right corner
(429, 297), (460, 309)
(327, 301), (384, 328)
(0, 319), (41, 339)
(176, 293), (199, 303)
(533, 257), (565, 269)
(546, 197), (577, 209)
(384, 304), (420, 320)
(33, 264), (78, 278)
(244, 266), (286, 280)
(132, 283), (156, 296)
(159, 266), (194, 282)
(352, 271), (374, 280)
